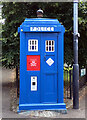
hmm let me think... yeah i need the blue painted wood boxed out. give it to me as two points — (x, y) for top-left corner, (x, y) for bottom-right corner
(41, 33), (57, 103)
(18, 18), (66, 111)
(19, 103), (66, 110)
(57, 32), (64, 103)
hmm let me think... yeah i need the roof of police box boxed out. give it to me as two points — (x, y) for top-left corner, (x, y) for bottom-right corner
(18, 18), (65, 33)
(22, 18), (60, 25)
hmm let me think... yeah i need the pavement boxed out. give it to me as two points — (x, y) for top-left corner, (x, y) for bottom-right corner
(1, 67), (86, 119)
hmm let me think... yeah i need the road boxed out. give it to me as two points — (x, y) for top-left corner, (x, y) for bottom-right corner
(1, 67), (86, 118)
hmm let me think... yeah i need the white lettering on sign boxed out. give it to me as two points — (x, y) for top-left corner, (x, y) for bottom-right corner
(30, 60), (37, 66)
(30, 27), (54, 31)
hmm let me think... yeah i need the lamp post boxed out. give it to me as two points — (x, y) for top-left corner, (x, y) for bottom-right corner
(0, 4), (3, 21)
(73, 0), (79, 109)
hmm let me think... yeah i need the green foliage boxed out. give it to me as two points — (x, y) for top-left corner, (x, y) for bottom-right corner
(2, 2), (87, 68)
(78, 2), (87, 68)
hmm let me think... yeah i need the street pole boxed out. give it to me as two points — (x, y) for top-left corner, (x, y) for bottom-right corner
(73, 0), (79, 109)
(0, 4), (3, 119)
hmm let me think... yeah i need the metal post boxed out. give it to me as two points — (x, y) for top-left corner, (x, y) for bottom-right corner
(67, 70), (68, 98)
(69, 70), (72, 99)
(73, 0), (79, 109)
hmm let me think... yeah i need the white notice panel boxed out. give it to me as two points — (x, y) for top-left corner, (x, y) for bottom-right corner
(81, 69), (86, 77)
(31, 76), (37, 91)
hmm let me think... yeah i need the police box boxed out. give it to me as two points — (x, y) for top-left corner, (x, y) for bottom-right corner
(18, 18), (66, 111)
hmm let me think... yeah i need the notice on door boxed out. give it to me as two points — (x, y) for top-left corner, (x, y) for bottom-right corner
(27, 55), (40, 71)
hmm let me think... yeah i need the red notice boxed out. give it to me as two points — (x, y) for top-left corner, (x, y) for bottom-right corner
(27, 55), (40, 71)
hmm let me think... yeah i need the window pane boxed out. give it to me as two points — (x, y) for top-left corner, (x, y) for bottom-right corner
(52, 41), (54, 45)
(32, 41), (34, 45)
(46, 47), (48, 51)
(46, 40), (48, 45)
(49, 41), (51, 45)
(52, 47), (54, 51)
(35, 46), (36, 50)
(49, 46), (51, 51)
(35, 41), (36, 45)
(32, 46), (34, 50)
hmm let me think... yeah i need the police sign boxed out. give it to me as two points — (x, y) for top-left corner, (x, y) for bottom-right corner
(30, 27), (54, 31)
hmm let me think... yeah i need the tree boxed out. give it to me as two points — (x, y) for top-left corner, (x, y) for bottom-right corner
(2, 2), (87, 68)
(78, 2), (87, 68)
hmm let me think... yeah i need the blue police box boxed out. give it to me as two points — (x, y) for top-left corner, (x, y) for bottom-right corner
(18, 18), (66, 111)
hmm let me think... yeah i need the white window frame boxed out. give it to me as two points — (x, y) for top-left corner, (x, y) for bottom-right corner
(45, 40), (55, 52)
(28, 39), (38, 52)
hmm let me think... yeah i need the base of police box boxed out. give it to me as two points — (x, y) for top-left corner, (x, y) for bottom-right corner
(18, 103), (67, 113)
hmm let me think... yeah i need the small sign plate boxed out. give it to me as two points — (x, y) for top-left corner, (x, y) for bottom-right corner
(30, 27), (54, 32)
(27, 55), (40, 71)
(46, 58), (54, 66)
(31, 76), (37, 91)
(81, 68), (86, 77)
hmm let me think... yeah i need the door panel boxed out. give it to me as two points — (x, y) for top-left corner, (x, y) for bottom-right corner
(41, 33), (58, 103)
(25, 33), (41, 103)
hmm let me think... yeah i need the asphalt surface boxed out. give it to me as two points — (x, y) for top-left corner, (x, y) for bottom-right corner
(1, 67), (86, 118)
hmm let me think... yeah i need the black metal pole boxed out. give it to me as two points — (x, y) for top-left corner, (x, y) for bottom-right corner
(73, 0), (79, 109)
(69, 70), (72, 99)
(67, 70), (68, 98)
